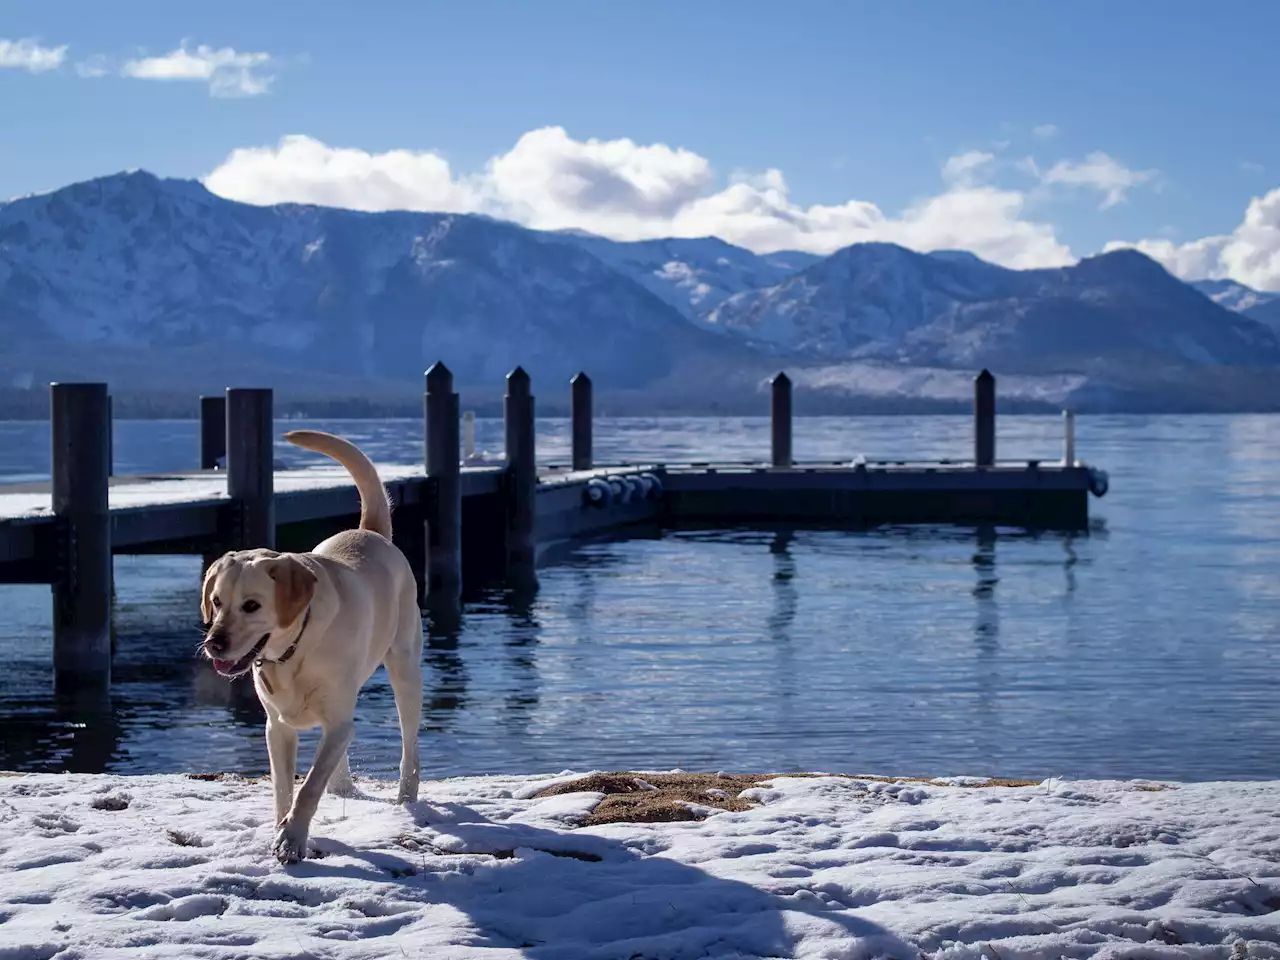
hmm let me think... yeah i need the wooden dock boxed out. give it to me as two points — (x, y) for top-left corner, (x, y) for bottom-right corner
(0, 366), (1108, 690)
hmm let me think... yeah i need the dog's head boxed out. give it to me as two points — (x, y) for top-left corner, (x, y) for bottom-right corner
(200, 550), (317, 678)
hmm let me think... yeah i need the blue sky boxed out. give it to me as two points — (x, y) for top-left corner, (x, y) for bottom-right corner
(3, 0), (1279, 286)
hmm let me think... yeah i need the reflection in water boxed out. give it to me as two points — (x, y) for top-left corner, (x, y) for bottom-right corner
(768, 530), (798, 723)
(1062, 535), (1078, 596)
(971, 527), (1000, 738)
(424, 606), (468, 730)
(501, 581), (541, 727)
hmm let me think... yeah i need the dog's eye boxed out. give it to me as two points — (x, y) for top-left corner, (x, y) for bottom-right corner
(211, 596), (221, 609)
(242, 600), (261, 613)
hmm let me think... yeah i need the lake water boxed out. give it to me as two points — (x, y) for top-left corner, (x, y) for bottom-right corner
(2, 414), (1279, 784)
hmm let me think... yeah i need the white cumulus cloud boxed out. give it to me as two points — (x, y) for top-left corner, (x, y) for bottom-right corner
(204, 127), (1074, 269)
(0, 37), (67, 72)
(1038, 151), (1158, 209)
(122, 42), (274, 97)
(1107, 187), (1280, 291)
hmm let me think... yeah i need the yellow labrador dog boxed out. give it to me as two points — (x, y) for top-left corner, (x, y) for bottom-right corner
(200, 430), (423, 863)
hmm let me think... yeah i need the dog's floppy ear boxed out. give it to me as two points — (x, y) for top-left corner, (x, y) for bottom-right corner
(200, 554), (231, 624)
(268, 556), (317, 628)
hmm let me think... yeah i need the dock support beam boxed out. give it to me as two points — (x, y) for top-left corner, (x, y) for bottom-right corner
(51, 382), (113, 690)
(974, 369), (996, 468)
(201, 395), (227, 470)
(225, 388), (274, 550)
(424, 363), (461, 608)
(771, 371), (792, 468)
(571, 371), (592, 471)
(504, 367), (537, 579)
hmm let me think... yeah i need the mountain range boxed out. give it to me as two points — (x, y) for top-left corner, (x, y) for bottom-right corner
(3, 170), (1280, 416)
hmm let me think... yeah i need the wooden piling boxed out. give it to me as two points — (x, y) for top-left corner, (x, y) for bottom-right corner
(771, 372), (793, 468)
(106, 394), (114, 478)
(974, 369), (996, 468)
(50, 382), (113, 689)
(424, 363), (461, 606)
(504, 367), (537, 576)
(1062, 409), (1076, 467)
(200, 395), (227, 470)
(571, 371), (592, 472)
(225, 388), (274, 550)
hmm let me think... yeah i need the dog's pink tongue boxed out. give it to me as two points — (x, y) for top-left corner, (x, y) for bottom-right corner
(213, 658), (236, 673)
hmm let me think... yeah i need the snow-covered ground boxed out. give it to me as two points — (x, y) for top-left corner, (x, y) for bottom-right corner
(2, 770), (1278, 958)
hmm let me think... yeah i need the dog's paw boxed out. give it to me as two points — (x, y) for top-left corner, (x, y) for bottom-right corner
(271, 823), (309, 864)
(396, 779), (420, 805)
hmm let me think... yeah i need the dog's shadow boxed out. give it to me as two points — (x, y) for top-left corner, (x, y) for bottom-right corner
(295, 797), (914, 958)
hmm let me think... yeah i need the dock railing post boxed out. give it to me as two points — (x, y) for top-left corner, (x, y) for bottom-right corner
(201, 395), (227, 470)
(771, 371), (793, 468)
(1062, 409), (1076, 467)
(974, 369), (996, 468)
(50, 382), (113, 690)
(225, 388), (275, 550)
(424, 363), (461, 607)
(571, 371), (592, 471)
(504, 367), (537, 578)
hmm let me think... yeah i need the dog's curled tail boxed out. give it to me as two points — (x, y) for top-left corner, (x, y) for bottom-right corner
(282, 430), (393, 540)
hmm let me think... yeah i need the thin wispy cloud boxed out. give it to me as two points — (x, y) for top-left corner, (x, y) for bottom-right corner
(74, 55), (111, 79)
(1241, 161), (1264, 174)
(1032, 124), (1060, 140)
(1037, 152), (1158, 209)
(0, 37), (67, 73)
(121, 43), (275, 97)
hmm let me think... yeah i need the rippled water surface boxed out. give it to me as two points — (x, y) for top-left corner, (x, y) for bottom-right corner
(2, 414), (1279, 782)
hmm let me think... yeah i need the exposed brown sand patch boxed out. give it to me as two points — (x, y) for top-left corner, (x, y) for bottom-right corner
(533, 771), (1170, 826)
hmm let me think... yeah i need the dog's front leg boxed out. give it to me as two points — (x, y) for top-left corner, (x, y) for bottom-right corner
(266, 717), (298, 827)
(272, 719), (354, 864)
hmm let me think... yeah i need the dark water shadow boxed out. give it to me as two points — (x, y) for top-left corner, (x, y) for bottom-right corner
(298, 803), (915, 957)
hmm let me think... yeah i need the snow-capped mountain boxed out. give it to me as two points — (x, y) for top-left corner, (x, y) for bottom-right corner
(0, 171), (736, 390)
(552, 232), (819, 317)
(1191, 278), (1280, 331)
(1192, 278), (1275, 313)
(5, 169), (1280, 414)
(704, 243), (1280, 371)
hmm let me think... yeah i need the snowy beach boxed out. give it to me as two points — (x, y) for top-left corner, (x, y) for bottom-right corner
(2, 770), (1278, 958)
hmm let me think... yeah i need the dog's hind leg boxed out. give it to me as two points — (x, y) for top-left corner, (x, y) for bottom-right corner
(384, 592), (424, 804)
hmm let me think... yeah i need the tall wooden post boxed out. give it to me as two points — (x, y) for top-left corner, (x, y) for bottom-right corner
(771, 371), (792, 468)
(974, 369), (996, 468)
(571, 371), (592, 472)
(201, 395), (227, 470)
(1062, 409), (1076, 467)
(50, 382), (113, 690)
(504, 367), (537, 577)
(424, 362), (461, 606)
(106, 394), (115, 478)
(225, 388), (274, 550)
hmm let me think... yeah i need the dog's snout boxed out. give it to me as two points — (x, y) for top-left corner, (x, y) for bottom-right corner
(205, 631), (230, 655)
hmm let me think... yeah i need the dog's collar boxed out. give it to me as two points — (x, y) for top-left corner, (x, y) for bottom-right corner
(255, 606), (312, 668)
